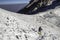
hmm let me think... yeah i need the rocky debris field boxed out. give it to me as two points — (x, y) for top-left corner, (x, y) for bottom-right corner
(0, 7), (60, 40)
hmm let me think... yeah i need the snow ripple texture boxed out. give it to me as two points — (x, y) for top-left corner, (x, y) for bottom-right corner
(0, 8), (60, 40)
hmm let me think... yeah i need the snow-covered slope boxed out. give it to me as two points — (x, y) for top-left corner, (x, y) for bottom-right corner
(0, 8), (60, 40)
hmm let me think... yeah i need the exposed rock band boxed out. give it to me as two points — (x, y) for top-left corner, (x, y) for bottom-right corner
(18, 0), (60, 14)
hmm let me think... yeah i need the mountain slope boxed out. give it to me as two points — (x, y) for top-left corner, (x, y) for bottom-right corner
(0, 8), (60, 40)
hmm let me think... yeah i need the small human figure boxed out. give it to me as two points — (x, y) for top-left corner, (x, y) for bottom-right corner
(38, 27), (42, 35)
